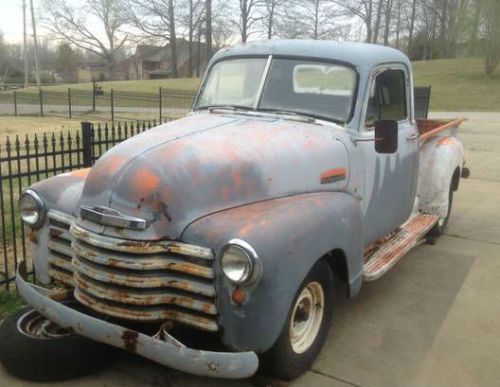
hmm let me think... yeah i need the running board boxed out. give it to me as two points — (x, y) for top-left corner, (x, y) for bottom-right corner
(363, 214), (439, 281)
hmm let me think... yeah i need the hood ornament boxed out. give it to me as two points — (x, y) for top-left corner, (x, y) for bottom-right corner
(80, 205), (148, 230)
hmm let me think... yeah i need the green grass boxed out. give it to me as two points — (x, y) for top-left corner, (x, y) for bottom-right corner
(10, 78), (202, 94)
(0, 288), (25, 320)
(413, 57), (500, 112)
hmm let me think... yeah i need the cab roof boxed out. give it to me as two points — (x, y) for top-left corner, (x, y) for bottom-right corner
(212, 39), (411, 70)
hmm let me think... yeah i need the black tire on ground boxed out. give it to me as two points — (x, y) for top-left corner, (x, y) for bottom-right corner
(261, 259), (334, 381)
(427, 179), (455, 241)
(0, 306), (117, 382)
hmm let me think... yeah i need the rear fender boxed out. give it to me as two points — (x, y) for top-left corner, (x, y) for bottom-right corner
(181, 192), (363, 352)
(418, 136), (463, 217)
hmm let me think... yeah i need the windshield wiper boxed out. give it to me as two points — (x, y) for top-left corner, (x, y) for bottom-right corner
(258, 109), (317, 123)
(198, 105), (252, 114)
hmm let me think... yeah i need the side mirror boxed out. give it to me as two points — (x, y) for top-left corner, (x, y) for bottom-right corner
(375, 120), (398, 154)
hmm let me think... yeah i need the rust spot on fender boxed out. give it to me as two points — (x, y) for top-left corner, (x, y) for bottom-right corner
(320, 167), (347, 184)
(122, 330), (139, 352)
(437, 136), (455, 146)
(70, 168), (91, 178)
(28, 230), (38, 244)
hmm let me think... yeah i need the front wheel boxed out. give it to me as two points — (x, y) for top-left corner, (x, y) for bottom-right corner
(261, 260), (334, 380)
(0, 306), (117, 381)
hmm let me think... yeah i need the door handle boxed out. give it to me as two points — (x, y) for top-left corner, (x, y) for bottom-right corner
(407, 132), (418, 141)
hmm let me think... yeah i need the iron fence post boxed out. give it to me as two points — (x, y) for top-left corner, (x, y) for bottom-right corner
(81, 121), (93, 167)
(68, 88), (72, 119)
(39, 88), (44, 117)
(92, 80), (96, 112)
(13, 91), (17, 116)
(111, 89), (114, 122)
(159, 87), (162, 123)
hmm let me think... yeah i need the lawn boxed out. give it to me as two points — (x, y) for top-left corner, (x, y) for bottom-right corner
(0, 289), (24, 320)
(11, 77), (202, 94)
(413, 57), (500, 112)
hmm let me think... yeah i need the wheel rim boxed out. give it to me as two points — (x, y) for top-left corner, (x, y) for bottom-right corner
(289, 281), (325, 354)
(17, 309), (73, 339)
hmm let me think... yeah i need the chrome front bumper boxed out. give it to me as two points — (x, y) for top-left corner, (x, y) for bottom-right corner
(16, 262), (259, 379)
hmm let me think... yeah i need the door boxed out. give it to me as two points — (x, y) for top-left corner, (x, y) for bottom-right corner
(360, 65), (419, 246)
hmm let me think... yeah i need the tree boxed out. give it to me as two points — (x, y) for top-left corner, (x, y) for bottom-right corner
(54, 42), (82, 82)
(43, 0), (126, 80)
(261, 0), (285, 39)
(236, 0), (263, 42)
(483, 0), (500, 75)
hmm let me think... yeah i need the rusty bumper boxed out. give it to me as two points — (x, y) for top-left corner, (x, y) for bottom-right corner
(16, 263), (259, 379)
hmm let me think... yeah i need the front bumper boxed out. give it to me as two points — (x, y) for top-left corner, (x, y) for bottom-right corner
(16, 262), (259, 379)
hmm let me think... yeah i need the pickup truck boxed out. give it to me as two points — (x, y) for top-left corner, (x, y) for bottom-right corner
(0, 40), (469, 382)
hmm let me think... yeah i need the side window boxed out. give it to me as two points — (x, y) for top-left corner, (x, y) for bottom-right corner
(365, 69), (408, 127)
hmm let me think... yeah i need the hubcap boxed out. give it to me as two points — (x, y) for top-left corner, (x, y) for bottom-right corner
(289, 281), (325, 354)
(17, 309), (73, 339)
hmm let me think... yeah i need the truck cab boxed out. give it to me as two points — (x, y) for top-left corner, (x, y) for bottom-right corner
(5, 40), (468, 382)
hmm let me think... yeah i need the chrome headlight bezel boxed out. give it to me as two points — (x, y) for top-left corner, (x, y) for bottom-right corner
(221, 239), (260, 285)
(19, 189), (46, 229)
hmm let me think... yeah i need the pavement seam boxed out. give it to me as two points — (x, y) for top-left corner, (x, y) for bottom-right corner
(445, 233), (500, 246)
(309, 368), (363, 387)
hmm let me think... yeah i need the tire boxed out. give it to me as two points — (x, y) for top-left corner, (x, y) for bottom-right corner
(0, 306), (117, 381)
(427, 180), (454, 240)
(261, 260), (334, 380)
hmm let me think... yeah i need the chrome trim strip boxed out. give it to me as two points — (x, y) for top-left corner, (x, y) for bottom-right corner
(254, 55), (273, 110)
(80, 205), (148, 230)
(70, 223), (214, 260)
(48, 209), (75, 226)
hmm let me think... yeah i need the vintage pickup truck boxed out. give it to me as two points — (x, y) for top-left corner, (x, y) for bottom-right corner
(0, 40), (469, 381)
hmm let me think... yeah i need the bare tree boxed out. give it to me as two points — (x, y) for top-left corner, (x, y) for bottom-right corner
(261, 0), (285, 39)
(277, 0), (343, 40)
(121, 0), (179, 77)
(43, 0), (127, 80)
(483, 0), (500, 74)
(206, 0), (213, 59)
(236, 0), (264, 42)
(334, 0), (375, 42)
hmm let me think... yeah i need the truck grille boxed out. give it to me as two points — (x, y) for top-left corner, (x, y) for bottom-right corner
(47, 211), (75, 287)
(45, 210), (218, 332)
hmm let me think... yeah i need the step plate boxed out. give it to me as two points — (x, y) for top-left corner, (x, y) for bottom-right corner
(363, 214), (439, 281)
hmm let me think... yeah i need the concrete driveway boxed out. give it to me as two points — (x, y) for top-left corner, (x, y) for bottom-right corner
(1, 112), (499, 387)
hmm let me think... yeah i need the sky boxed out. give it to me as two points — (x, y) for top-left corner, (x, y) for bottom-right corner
(1, 0), (48, 43)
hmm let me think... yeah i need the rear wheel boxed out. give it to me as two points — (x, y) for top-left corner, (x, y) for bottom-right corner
(0, 306), (117, 381)
(427, 180), (454, 242)
(261, 260), (334, 380)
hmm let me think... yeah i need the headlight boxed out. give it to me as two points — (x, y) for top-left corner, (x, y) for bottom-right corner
(19, 189), (46, 228)
(221, 239), (259, 284)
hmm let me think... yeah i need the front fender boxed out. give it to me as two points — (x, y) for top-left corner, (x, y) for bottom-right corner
(418, 136), (463, 217)
(181, 192), (363, 353)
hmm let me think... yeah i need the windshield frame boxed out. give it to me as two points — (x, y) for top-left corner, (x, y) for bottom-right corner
(194, 54), (360, 125)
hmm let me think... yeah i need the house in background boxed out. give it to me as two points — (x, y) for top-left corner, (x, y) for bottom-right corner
(129, 39), (208, 80)
(78, 61), (130, 83)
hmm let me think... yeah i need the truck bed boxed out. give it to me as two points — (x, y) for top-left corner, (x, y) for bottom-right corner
(416, 118), (467, 142)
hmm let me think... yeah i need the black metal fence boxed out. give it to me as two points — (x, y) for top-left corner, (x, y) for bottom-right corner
(0, 88), (196, 122)
(0, 119), (163, 290)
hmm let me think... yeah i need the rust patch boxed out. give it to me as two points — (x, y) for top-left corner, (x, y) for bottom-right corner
(320, 167), (347, 184)
(28, 230), (38, 244)
(49, 228), (64, 238)
(70, 168), (91, 178)
(437, 136), (455, 146)
(121, 330), (139, 353)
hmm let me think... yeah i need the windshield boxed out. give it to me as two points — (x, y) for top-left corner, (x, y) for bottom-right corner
(196, 57), (357, 123)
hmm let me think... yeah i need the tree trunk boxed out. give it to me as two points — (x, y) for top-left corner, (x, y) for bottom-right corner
(313, 0), (320, 39)
(365, 0), (373, 42)
(206, 0), (213, 60)
(196, 24), (202, 77)
(373, 0), (384, 43)
(267, 2), (275, 39)
(383, 0), (393, 46)
(241, 0), (248, 42)
(168, 0), (178, 77)
(188, 0), (194, 77)
(408, 0), (417, 53)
